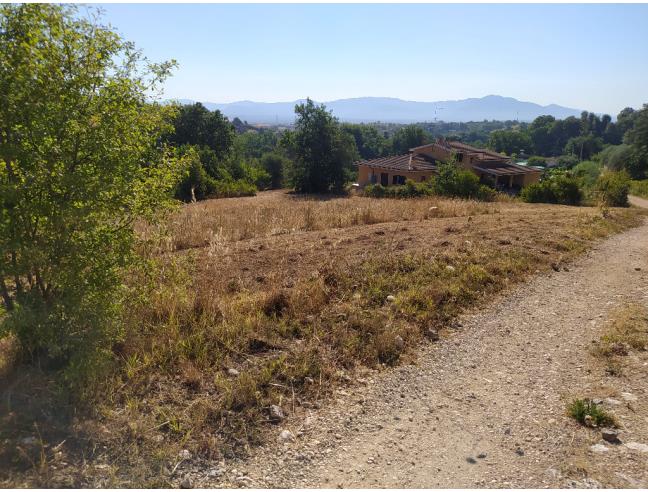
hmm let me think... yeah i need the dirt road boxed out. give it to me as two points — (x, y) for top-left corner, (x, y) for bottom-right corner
(629, 194), (648, 209)
(203, 214), (648, 489)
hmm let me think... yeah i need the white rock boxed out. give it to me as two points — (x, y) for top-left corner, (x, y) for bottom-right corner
(446, 265), (456, 272)
(625, 442), (648, 453)
(178, 449), (192, 459)
(278, 429), (295, 442)
(386, 295), (396, 303)
(590, 444), (609, 453)
(604, 398), (622, 406)
(621, 392), (638, 402)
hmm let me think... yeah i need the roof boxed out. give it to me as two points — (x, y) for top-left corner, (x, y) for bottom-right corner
(356, 154), (437, 172)
(410, 141), (510, 162)
(472, 162), (542, 176)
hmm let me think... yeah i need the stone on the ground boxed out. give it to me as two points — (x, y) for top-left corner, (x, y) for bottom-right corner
(590, 444), (609, 453)
(227, 368), (240, 377)
(269, 405), (285, 423)
(278, 429), (295, 443)
(601, 428), (621, 444)
(621, 392), (638, 402)
(178, 449), (192, 459)
(446, 265), (456, 272)
(625, 442), (648, 453)
(180, 478), (193, 489)
(386, 295), (396, 303)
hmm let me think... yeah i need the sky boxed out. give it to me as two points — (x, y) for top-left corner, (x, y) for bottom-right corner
(97, 3), (648, 115)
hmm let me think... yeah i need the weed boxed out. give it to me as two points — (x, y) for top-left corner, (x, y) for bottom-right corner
(567, 398), (617, 428)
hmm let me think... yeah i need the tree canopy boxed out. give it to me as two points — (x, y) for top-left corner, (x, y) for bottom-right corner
(0, 4), (184, 366)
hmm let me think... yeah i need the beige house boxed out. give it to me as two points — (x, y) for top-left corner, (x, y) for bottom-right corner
(357, 139), (541, 190)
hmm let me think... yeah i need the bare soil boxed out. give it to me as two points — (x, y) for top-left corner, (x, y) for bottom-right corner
(191, 215), (648, 488)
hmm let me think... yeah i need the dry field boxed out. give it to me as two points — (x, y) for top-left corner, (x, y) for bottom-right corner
(1, 190), (644, 487)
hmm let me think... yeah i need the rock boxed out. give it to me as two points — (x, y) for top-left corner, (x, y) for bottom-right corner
(604, 398), (622, 406)
(601, 428), (621, 444)
(425, 328), (440, 341)
(635, 267), (642, 271)
(269, 405), (285, 423)
(227, 368), (240, 377)
(477, 453), (487, 459)
(466, 457), (477, 464)
(180, 478), (193, 489)
(207, 468), (224, 478)
(590, 444), (609, 453)
(386, 295), (396, 303)
(178, 449), (192, 459)
(625, 442), (648, 453)
(515, 447), (525, 456)
(278, 429), (295, 443)
(621, 392), (638, 402)
(394, 335), (404, 351)
(446, 265), (456, 272)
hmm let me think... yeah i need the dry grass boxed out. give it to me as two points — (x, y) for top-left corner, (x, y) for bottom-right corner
(592, 304), (648, 358)
(139, 190), (503, 251)
(1, 192), (645, 487)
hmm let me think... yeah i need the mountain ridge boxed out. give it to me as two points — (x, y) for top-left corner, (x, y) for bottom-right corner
(169, 95), (583, 124)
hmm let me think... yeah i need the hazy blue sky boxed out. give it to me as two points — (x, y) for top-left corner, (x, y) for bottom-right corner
(97, 3), (648, 115)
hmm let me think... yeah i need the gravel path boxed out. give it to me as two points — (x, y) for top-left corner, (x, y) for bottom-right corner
(196, 215), (648, 489)
(629, 194), (648, 209)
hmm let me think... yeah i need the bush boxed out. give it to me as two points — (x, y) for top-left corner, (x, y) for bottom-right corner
(594, 171), (630, 207)
(363, 180), (433, 199)
(431, 162), (483, 199)
(521, 174), (583, 206)
(557, 154), (580, 168)
(527, 156), (547, 167)
(568, 398), (616, 427)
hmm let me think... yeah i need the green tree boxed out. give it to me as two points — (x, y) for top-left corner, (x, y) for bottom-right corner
(260, 153), (289, 189)
(488, 130), (532, 155)
(390, 125), (430, 154)
(617, 104), (648, 179)
(341, 123), (387, 160)
(0, 4), (183, 368)
(289, 99), (357, 193)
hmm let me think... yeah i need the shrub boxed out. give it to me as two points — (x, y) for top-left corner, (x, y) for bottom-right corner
(527, 156), (547, 167)
(520, 174), (583, 206)
(431, 162), (483, 199)
(363, 180), (433, 199)
(594, 171), (629, 207)
(568, 398), (617, 427)
(557, 154), (580, 168)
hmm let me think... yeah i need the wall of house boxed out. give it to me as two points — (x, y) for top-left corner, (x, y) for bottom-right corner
(357, 165), (432, 187)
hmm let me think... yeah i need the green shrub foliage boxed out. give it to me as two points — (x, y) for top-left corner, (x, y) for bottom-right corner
(0, 4), (184, 371)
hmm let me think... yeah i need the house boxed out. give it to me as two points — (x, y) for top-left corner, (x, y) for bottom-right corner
(357, 138), (541, 190)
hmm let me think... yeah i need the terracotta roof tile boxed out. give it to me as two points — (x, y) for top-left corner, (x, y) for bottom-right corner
(356, 154), (437, 172)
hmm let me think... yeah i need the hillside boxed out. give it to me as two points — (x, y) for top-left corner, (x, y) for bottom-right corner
(171, 95), (583, 124)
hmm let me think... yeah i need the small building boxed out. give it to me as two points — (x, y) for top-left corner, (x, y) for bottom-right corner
(356, 153), (438, 187)
(357, 138), (541, 191)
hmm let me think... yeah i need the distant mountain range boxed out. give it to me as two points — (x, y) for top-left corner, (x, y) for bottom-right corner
(170, 95), (583, 124)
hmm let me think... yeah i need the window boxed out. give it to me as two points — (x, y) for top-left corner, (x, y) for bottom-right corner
(392, 175), (405, 185)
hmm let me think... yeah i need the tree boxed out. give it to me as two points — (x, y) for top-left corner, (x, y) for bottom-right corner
(390, 125), (430, 154)
(289, 99), (357, 193)
(341, 123), (387, 160)
(488, 130), (532, 156)
(0, 4), (183, 367)
(564, 135), (604, 161)
(168, 103), (234, 160)
(260, 153), (289, 189)
(528, 115), (556, 156)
